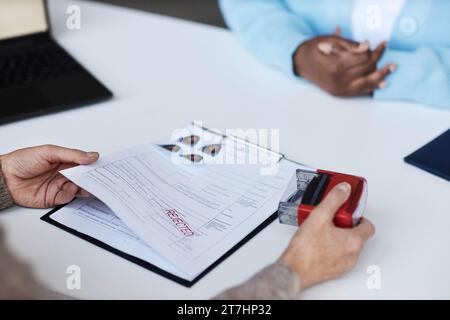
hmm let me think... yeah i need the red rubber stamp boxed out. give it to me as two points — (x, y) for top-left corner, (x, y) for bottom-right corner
(278, 168), (368, 228)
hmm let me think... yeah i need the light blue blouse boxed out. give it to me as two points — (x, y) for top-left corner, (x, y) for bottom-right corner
(220, 0), (450, 108)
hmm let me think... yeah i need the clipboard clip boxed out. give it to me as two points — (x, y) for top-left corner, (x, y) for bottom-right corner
(191, 121), (286, 163)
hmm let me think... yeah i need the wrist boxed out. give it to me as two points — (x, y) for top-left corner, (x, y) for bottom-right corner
(278, 254), (304, 293)
(279, 246), (318, 291)
(0, 155), (14, 210)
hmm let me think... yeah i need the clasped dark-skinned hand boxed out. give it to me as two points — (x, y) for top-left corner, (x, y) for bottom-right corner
(294, 28), (396, 97)
(0, 145), (99, 208)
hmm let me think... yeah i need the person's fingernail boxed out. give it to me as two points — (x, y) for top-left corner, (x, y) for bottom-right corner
(389, 64), (397, 72)
(318, 42), (333, 55)
(86, 152), (99, 158)
(353, 41), (369, 53)
(359, 41), (369, 50)
(379, 80), (388, 88)
(337, 182), (351, 194)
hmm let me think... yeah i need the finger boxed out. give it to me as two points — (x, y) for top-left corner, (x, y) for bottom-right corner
(346, 76), (371, 96)
(366, 64), (395, 91)
(335, 38), (358, 51)
(40, 145), (100, 165)
(318, 42), (336, 55)
(76, 189), (91, 198)
(338, 49), (372, 68)
(348, 64), (395, 95)
(335, 38), (369, 54)
(313, 183), (352, 222)
(54, 182), (79, 206)
(352, 41), (370, 54)
(43, 174), (69, 207)
(347, 60), (376, 78)
(335, 26), (342, 36)
(47, 174), (90, 202)
(351, 218), (375, 242)
(371, 41), (387, 63)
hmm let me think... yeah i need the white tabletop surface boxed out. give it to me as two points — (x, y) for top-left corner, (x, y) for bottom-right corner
(1, 0), (450, 299)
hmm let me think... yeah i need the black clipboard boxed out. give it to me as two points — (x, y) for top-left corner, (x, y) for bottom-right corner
(40, 123), (306, 287)
(41, 206), (277, 287)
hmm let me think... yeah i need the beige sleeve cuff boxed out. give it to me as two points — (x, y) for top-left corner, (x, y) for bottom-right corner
(0, 161), (14, 210)
(214, 262), (301, 300)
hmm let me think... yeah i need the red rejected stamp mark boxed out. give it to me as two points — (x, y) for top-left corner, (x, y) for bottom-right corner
(163, 209), (195, 237)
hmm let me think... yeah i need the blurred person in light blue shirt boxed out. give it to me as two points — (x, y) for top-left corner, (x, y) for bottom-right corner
(220, 0), (450, 108)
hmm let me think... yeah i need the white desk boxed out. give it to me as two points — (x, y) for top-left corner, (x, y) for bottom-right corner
(1, 0), (450, 299)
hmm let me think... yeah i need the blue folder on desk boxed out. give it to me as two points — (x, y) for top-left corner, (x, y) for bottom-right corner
(404, 129), (450, 182)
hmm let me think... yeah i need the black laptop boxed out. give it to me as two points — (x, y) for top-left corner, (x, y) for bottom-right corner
(0, 0), (112, 125)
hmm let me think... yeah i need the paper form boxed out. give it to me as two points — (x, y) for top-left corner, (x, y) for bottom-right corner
(50, 197), (189, 279)
(60, 128), (305, 279)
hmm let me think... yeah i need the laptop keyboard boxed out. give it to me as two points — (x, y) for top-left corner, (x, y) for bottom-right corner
(0, 43), (82, 89)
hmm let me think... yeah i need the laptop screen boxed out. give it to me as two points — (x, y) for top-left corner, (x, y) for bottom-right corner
(0, 0), (48, 41)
